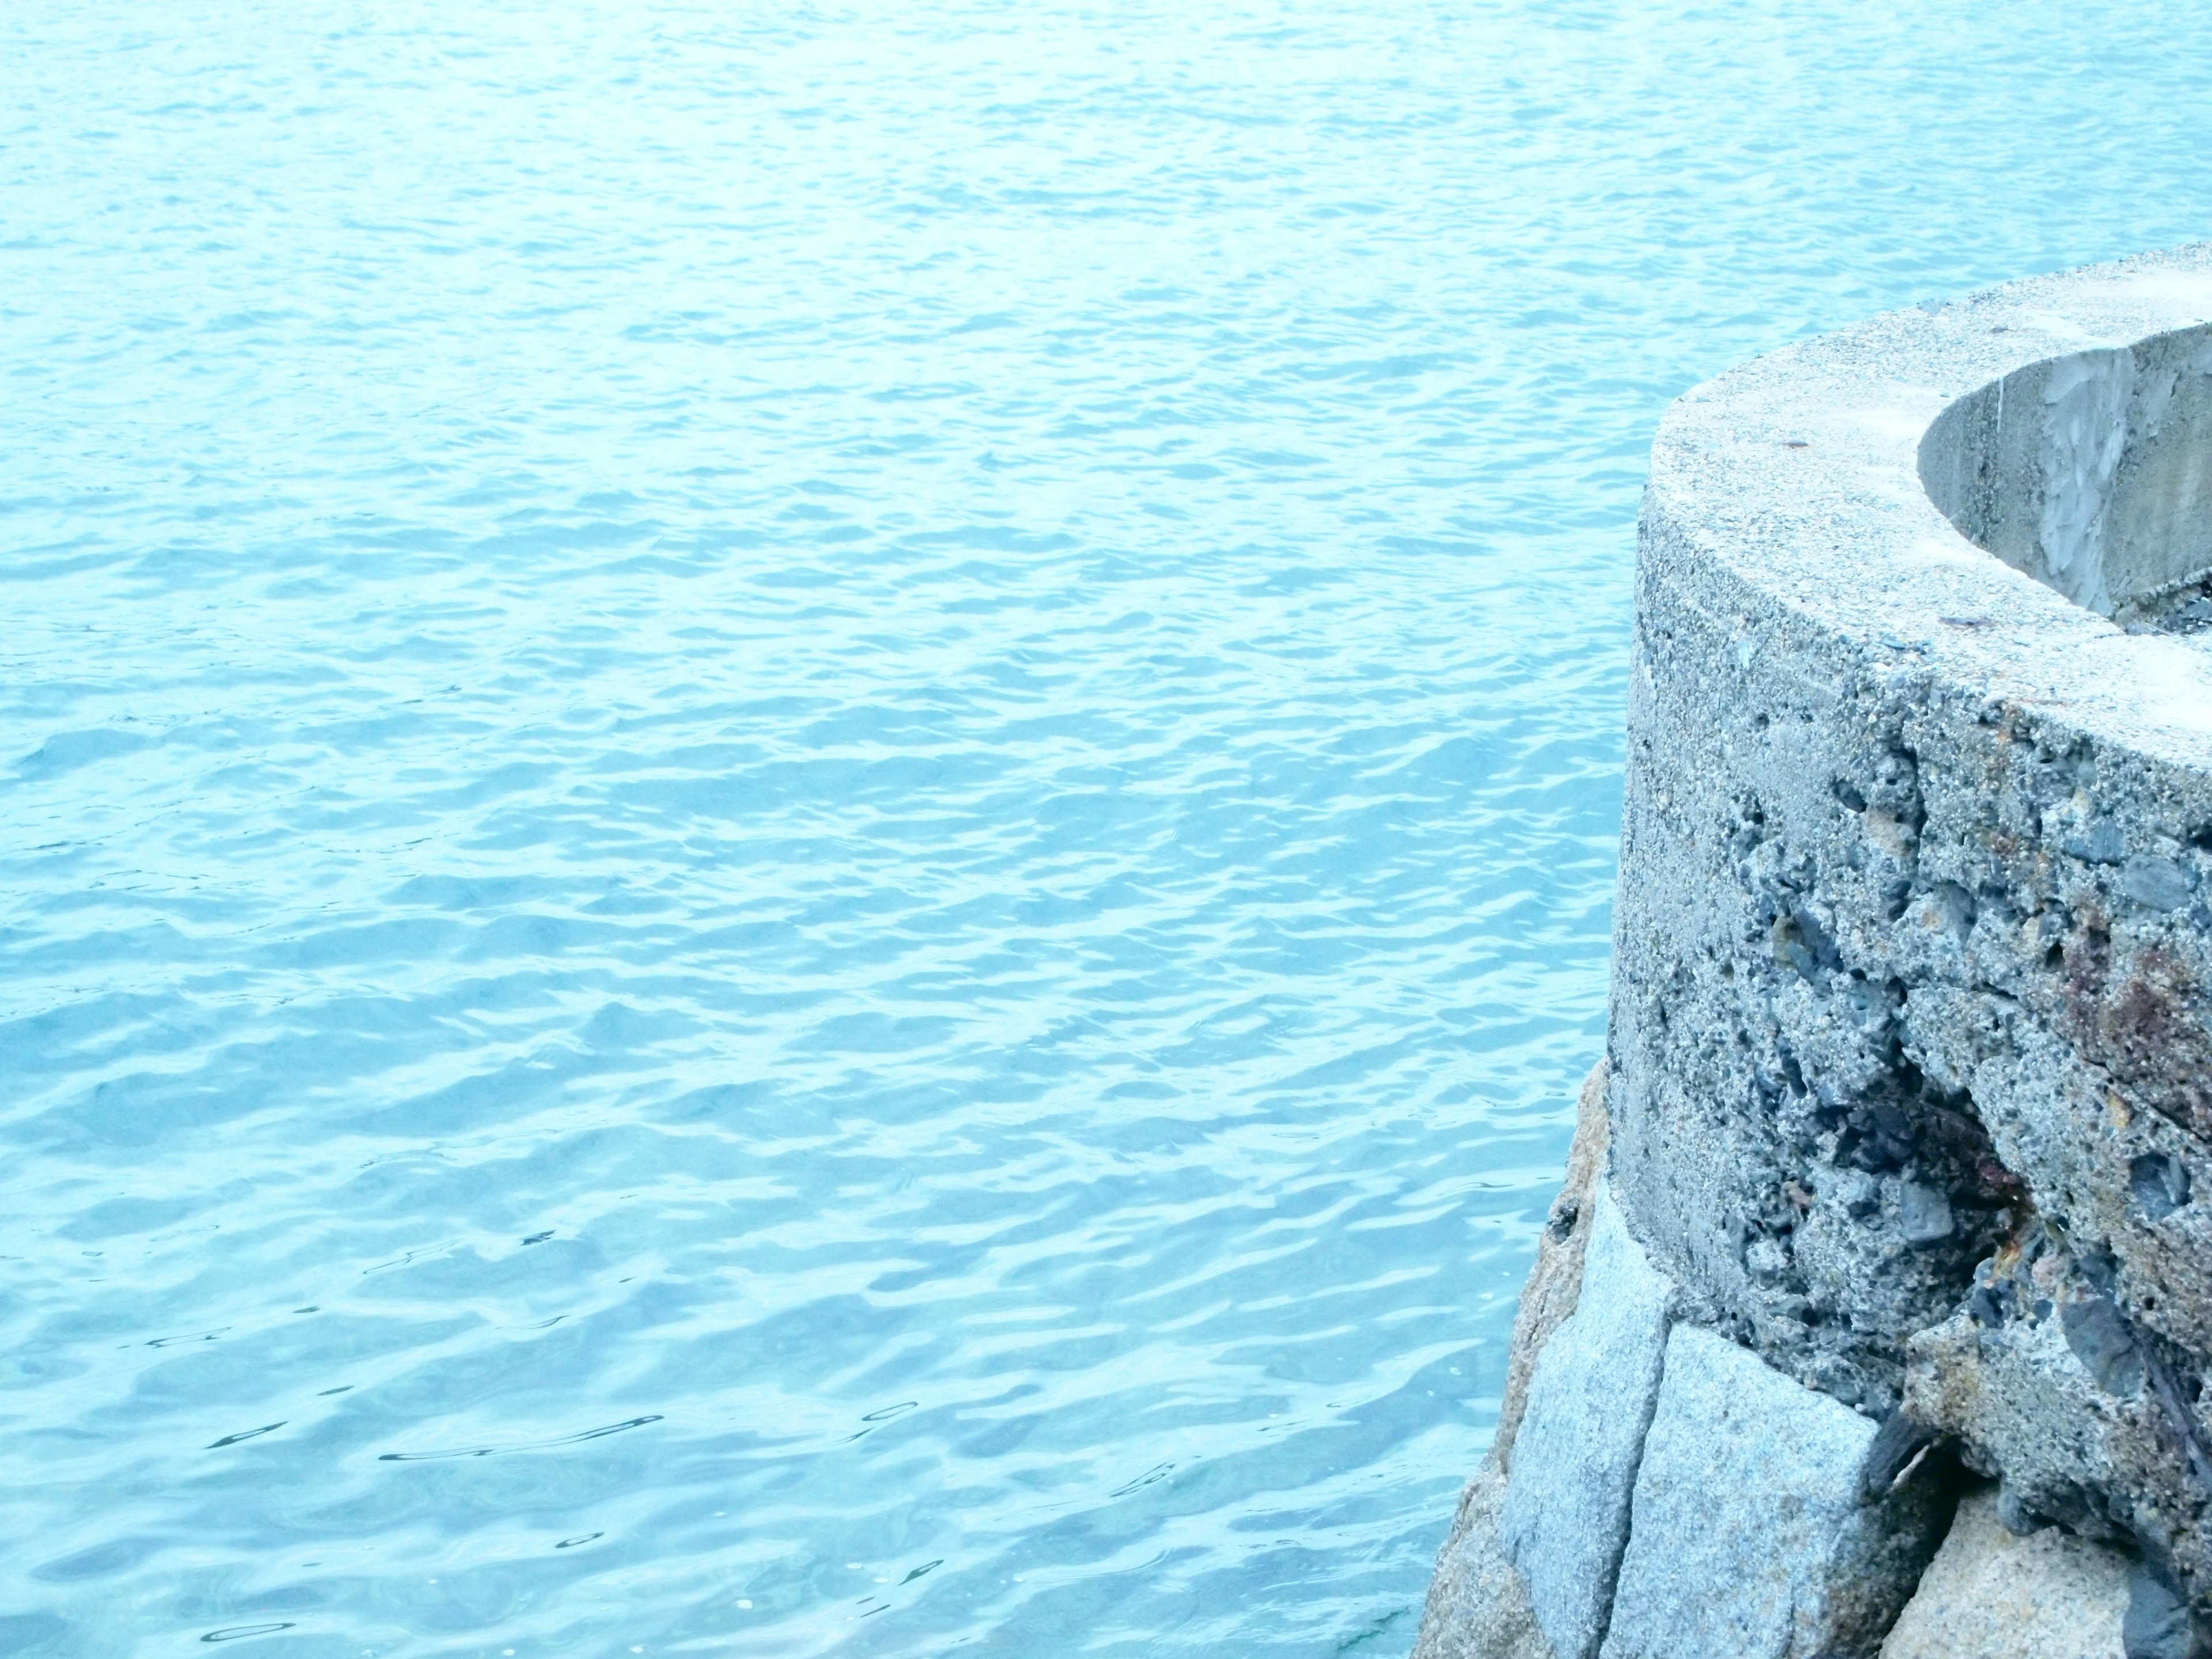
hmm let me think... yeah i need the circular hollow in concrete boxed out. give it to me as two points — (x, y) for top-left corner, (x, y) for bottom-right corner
(1919, 322), (2212, 628)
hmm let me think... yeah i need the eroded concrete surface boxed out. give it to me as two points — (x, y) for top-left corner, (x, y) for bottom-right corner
(1423, 246), (2212, 1656)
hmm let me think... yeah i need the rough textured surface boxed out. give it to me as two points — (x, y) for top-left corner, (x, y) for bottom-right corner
(1412, 1066), (1605, 1659)
(1606, 245), (2212, 1613)
(2127, 1571), (2207, 1659)
(1601, 1324), (1952, 1659)
(1494, 1060), (1613, 1472)
(1501, 1184), (1673, 1659)
(1901, 1232), (2194, 1556)
(1421, 249), (2212, 1658)
(1411, 1466), (1558, 1659)
(1878, 1487), (2129, 1659)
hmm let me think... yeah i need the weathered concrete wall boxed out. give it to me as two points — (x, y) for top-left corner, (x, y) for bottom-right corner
(1419, 247), (2212, 1658)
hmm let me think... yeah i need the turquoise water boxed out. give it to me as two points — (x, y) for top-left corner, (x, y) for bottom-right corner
(6, 3), (2212, 1654)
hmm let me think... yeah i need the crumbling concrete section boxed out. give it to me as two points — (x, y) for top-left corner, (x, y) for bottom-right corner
(1418, 245), (2212, 1657)
(1611, 244), (2212, 1627)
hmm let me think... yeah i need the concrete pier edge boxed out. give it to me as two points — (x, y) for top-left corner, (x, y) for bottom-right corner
(1418, 246), (2212, 1659)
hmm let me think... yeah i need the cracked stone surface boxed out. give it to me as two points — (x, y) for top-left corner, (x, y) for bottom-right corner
(1599, 1324), (1950, 1659)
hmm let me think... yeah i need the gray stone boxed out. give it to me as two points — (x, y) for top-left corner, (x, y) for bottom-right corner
(1413, 1065), (1605, 1659)
(2125, 1570), (2201, 1659)
(1501, 1183), (1673, 1659)
(1494, 1061), (1613, 1474)
(1878, 1487), (2130, 1659)
(2062, 1296), (2147, 1398)
(1899, 1181), (1956, 1247)
(2068, 819), (2131, 866)
(1411, 1466), (1557, 1659)
(1600, 1324), (1949, 1659)
(2120, 855), (2195, 912)
(2130, 1152), (2191, 1223)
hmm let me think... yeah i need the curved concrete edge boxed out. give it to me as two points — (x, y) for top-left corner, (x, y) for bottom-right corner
(1422, 245), (2212, 1657)
(1612, 245), (2212, 1621)
(1644, 244), (2212, 766)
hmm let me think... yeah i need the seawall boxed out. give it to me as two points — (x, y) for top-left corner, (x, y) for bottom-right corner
(1416, 247), (2212, 1658)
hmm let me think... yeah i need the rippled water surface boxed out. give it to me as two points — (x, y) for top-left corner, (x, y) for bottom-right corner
(9, 4), (2212, 1654)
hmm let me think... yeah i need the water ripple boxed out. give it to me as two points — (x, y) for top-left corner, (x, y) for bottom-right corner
(7, 2), (2212, 1655)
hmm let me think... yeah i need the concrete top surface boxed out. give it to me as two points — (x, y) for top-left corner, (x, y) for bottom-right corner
(1649, 244), (2212, 770)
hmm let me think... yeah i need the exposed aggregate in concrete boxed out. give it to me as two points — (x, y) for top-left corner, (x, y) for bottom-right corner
(1610, 245), (2212, 1623)
(1421, 247), (2212, 1658)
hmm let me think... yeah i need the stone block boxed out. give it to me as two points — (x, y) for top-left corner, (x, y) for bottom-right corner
(1412, 1465), (1557, 1659)
(1494, 1059), (1612, 1472)
(1600, 1324), (1949, 1659)
(1501, 1181), (1673, 1659)
(1878, 1487), (2128, 1659)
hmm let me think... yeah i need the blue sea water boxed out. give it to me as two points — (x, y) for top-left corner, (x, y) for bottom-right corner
(6, 3), (2212, 1654)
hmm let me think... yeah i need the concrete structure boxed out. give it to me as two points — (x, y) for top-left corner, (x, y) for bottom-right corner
(1419, 248), (2212, 1657)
